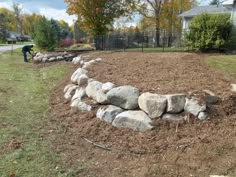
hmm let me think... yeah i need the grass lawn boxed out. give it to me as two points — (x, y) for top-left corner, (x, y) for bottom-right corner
(206, 55), (236, 77)
(0, 49), (83, 177)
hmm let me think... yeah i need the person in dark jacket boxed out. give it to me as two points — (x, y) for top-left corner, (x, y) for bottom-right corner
(21, 45), (34, 62)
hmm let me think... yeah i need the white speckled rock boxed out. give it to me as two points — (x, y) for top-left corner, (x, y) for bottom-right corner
(138, 92), (167, 118)
(97, 105), (124, 123)
(112, 111), (154, 132)
(165, 94), (186, 113)
(107, 85), (139, 110)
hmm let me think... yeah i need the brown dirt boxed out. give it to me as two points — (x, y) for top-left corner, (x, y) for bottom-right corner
(48, 52), (236, 177)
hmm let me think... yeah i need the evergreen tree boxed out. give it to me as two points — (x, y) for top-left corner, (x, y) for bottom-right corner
(210, 0), (222, 5)
(33, 16), (57, 51)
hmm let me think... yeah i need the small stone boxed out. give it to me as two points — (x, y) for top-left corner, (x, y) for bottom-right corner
(198, 112), (208, 120)
(231, 84), (236, 92)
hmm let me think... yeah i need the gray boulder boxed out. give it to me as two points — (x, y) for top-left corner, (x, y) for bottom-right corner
(64, 85), (78, 100)
(112, 111), (154, 132)
(42, 57), (48, 62)
(102, 82), (116, 94)
(184, 97), (206, 116)
(138, 92), (167, 118)
(78, 101), (92, 112)
(71, 68), (88, 84)
(86, 80), (108, 104)
(57, 56), (64, 60)
(165, 94), (186, 113)
(72, 55), (82, 64)
(48, 57), (56, 62)
(71, 87), (86, 101)
(107, 85), (139, 110)
(96, 105), (124, 123)
(71, 98), (80, 107)
(77, 74), (89, 86)
(64, 84), (76, 93)
(95, 58), (103, 62)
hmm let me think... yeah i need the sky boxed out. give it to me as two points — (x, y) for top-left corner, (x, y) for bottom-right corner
(0, 0), (211, 26)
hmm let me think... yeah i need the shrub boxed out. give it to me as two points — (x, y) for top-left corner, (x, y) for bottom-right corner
(184, 13), (233, 52)
(33, 17), (57, 51)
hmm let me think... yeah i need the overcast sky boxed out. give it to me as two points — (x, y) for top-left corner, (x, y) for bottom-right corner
(0, 0), (211, 26)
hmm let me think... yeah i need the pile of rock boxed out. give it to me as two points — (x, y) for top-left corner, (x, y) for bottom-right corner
(64, 55), (214, 132)
(32, 51), (76, 63)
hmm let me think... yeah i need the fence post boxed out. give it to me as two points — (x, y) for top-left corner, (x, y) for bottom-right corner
(142, 32), (144, 52)
(163, 29), (165, 52)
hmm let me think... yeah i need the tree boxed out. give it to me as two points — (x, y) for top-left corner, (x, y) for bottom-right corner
(130, 0), (197, 46)
(0, 13), (7, 42)
(64, 0), (129, 36)
(209, 0), (222, 5)
(184, 13), (232, 51)
(33, 16), (57, 51)
(0, 8), (16, 31)
(12, 2), (22, 34)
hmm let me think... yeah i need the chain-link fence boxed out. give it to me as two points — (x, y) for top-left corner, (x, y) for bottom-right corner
(94, 30), (189, 52)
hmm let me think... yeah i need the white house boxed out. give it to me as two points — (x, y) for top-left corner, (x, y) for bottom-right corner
(179, 0), (236, 31)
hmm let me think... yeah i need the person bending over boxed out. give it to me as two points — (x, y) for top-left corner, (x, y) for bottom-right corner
(21, 45), (34, 63)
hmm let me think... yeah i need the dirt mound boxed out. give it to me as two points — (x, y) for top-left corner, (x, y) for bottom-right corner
(48, 52), (236, 177)
(223, 94), (236, 115)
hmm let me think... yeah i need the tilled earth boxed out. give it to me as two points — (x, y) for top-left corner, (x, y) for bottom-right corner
(48, 52), (236, 177)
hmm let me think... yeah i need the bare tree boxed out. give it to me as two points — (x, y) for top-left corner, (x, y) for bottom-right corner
(12, 2), (22, 34)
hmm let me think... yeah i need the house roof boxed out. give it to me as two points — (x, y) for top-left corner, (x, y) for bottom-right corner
(179, 5), (231, 18)
(222, 0), (235, 5)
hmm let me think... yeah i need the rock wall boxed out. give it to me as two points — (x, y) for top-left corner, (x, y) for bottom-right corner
(63, 54), (221, 132)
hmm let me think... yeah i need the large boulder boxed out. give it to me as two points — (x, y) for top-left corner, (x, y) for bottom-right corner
(86, 80), (108, 104)
(184, 97), (206, 116)
(71, 68), (88, 84)
(165, 94), (186, 113)
(106, 85), (139, 110)
(112, 111), (154, 132)
(97, 105), (124, 123)
(138, 92), (167, 118)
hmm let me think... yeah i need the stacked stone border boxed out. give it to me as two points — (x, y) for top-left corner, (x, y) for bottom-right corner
(63, 55), (223, 132)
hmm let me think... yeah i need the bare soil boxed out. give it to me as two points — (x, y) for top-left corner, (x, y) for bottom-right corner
(48, 52), (236, 177)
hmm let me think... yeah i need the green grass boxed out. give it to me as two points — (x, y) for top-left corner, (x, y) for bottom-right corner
(206, 55), (236, 77)
(0, 49), (85, 177)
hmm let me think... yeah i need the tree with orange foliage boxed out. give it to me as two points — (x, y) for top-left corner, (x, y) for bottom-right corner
(65, 0), (129, 36)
